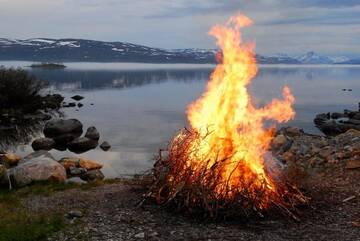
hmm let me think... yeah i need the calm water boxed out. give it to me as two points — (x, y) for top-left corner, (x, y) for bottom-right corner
(1, 61), (360, 177)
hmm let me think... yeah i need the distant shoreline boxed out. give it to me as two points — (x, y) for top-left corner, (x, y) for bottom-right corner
(1, 60), (360, 65)
(1, 61), (360, 72)
(29, 63), (66, 69)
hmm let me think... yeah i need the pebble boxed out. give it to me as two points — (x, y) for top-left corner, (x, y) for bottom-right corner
(134, 232), (145, 238)
(66, 210), (83, 219)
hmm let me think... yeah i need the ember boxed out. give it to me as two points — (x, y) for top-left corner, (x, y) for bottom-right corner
(149, 14), (308, 219)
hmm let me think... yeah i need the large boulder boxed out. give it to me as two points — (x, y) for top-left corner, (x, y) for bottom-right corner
(0, 153), (22, 167)
(67, 137), (98, 153)
(21, 150), (55, 163)
(11, 151), (66, 187)
(44, 119), (83, 144)
(85, 126), (100, 141)
(31, 137), (56, 151)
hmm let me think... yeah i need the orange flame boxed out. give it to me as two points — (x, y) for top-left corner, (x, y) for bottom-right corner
(182, 14), (295, 207)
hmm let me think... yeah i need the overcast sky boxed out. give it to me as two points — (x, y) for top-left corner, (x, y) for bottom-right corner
(0, 0), (359, 56)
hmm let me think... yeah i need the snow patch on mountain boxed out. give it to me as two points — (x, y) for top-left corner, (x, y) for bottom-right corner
(329, 56), (350, 63)
(57, 41), (80, 48)
(29, 39), (56, 44)
(112, 48), (125, 52)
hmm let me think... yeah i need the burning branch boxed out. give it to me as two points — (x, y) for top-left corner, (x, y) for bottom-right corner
(150, 129), (308, 219)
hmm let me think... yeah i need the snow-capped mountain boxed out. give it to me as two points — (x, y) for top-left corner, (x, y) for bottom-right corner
(257, 53), (300, 64)
(296, 51), (333, 64)
(0, 38), (357, 64)
(265, 51), (352, 64)
(0, 38), (216, 63)
(329, 56), (350, 64)
(294, 51), (351, 64)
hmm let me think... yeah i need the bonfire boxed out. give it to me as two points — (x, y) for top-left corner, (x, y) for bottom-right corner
(148, 14), (308, 219)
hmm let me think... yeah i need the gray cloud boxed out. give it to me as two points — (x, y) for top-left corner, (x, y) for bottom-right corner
(0, 0), (359, 56)
(289, 0), (360, 8)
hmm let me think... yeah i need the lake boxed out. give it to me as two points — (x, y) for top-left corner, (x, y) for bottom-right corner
(1, 61), (359, 177)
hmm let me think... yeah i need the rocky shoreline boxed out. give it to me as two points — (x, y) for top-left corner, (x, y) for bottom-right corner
(314, 105), (360, 136)
(0, 114), (114, 189)
(272, 126), (360, 176)
(0, 151), (106, 189)
(0, 90), (114, 189)
(0, 126), (359, 240)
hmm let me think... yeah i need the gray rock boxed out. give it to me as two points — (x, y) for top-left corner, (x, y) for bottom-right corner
(315, 110), (360, 136)
(63, 102), (76, 108)
(11, 151), (66, 187)
(85, 126), (100, 141)
(69, 167), (87, 176)
(67, 137), (98, 154)
(100, 141), (111, 151)
(71, 95), (84, 101)
(44, 119), (83, 136)
(54, 133), (82, 145)
(66, 210), (83, 219)
(80, 169), (104, 182)
(44, 119), (83, 144)
(31, 137), (56, 151)
(317, 119), (360, 136)
(314, 113), (330, 126)
(331, 112), (347, 119)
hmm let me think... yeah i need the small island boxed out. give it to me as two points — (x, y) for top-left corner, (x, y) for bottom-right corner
(30, 62), (66, 69)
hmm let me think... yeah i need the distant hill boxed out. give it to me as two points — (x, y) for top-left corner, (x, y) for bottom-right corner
(0, 38), (217, 63)
(0, 38), (357, 64)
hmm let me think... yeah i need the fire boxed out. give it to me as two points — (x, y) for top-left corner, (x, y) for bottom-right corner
(186, 14), (294, 203)
(151, 14), (305, 218)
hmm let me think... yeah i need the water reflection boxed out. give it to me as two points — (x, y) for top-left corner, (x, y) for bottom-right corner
(30, 68), (212, 91)
(0, 62), (359, 176)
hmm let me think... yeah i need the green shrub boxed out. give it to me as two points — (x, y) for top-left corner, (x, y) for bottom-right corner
(0, 67), (47, 111)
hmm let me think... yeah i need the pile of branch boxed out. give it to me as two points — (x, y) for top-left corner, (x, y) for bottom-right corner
(146, 128), (309, 220)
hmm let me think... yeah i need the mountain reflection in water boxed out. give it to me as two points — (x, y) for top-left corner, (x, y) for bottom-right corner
(30, 68), (213, 91)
